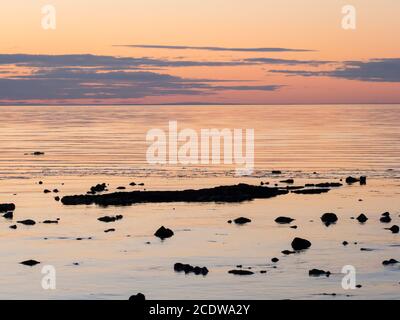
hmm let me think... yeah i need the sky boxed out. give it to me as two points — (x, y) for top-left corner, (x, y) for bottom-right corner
(0, 0), (400, 105)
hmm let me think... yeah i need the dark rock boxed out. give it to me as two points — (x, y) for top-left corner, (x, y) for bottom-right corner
(320, 213), (338, 226)
(90, 183), (107, 194)
(129, 182), (136, 186)
(32, 151), (45, 156)
(356, 214), (368, 223)
(17, 219), (36, 226)
(309, 269), (331, 277)
(98, 215), (123, 223)
(38, 181), (43, 185)
(271, 257), (279, 263)
(292, 188), (330, 194)
(42, 220), (58, 224)
(385, 225), (399, 234)
(9, 225), (17, 229)
(275, 216), (295, 224)
(360, 176), (367, 185)
(20, 259), (40, 266)
(129, 293), (146, 301)
(174, 263), (208, 275)
(290, 225), (298, 229)
(281, 250), (295, 255)
(154, 226), (174, 239)
(305, 184), (315, 187)
(272, 170), (282, 174)
(61, 184), (289, 206)
(280, 179), (294, 184)
(0, 203), (15, 213)
(138, 183), (145, 186)
(104, 228), (116, 233)
(228, 269), (254, 275)
(54, 196), (60, 201)
(3, 211), (13, 219)
(315, 182), (343, 188)
(117, 186), (126, 190)
(291, 237), (312, 251)
(227, 220), (232, 224)
(342, 241), (349, 246)
(380, 212), (392, 223)
(233, 217), (251, 225)
(345, 176), (359, 184)
(360, 248), (375, 251)
(43, 189), (51, 194)
(260, 270), (267, 274)
(382, 259), (399, 266)
(53, 189), (59, 193)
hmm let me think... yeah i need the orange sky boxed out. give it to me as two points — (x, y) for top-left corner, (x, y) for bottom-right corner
(1, 0), (400, 104)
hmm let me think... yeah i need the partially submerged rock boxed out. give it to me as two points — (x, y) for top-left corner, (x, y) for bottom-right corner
(98, 215), (123, 223)
(292, 188), (330, 194)
(321, 213), (338, 226)
(3, 212), (13, 219)
(9, 225), (17, 229)
(356, 214), (368, 223)
(291, 237), (312, 251)
(154, 226), (174, 239)
(0, 203), (15, 213)
(20, 259), (40, 266)
(42, 220), (59, 224)
(382, 259), (399, 266)
(174, 263), (209, 275)
(271, 257), (279, 263)
(385, 225), (399, 234)
(275, 216), (295, 224)
(281, 250), (295, 255)
(61, 184), (289, 206)
(17, 219), (36, 226)
(380, 212), (392, 223)
(280, 179), (294, 184)
(129, 293), (146, 301)
(315, 182), (343, 188)
(233, 217), (251, 225)
(104, 228), (116, 233)
(309, 269), (331, 277)
(228, 269), (254, 275)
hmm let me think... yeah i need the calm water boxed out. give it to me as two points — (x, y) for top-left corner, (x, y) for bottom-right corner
(0, 105), (399, 300)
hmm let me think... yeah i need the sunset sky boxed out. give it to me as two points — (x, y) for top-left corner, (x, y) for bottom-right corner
(1, 0), (400, 105)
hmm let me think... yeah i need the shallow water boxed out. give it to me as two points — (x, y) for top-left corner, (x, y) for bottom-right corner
(0, 105), (399, 299)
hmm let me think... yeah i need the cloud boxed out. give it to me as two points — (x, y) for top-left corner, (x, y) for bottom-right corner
(245, 58), (333, 66)
(270, 58), (400, 82)
(115, 44), (314, 52)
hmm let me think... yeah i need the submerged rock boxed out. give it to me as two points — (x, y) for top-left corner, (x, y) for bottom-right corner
(17, 219), (36, 226)
(0, 203), (15, 213)
(291, 237), (312, 251)
(309, 269), (331, 277)
(61, 184), (289, 206)
(174, 263), (209, 275)
(228, 269), (254, 275)
(154, 226), (174, 239)
(356, 214), (368, 223)
(20, 259), (40, 266)
(320, 213), (338, 226)
(275, 216), (295, 224)
(233, 217), (251, 225)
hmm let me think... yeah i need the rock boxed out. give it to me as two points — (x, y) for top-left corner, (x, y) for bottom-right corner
(54, 196), (60, 201)
(129, 182), (136, 186)
(345, 176), (359, 184)
(32, 151), (45, 156)
(20, 259), (40, 266)
(315, 182), (343, 188)
(320, 213), (338, 226)
(104, 228), (116, 233)
(9, 225), (17, 229)
(356, 284), (362, 288)
(3, 211), (13, 219)
(356, 214), (368, 223)
(292, 188), (330, 194)
(382, 259), (399, 266)
(17, 219), (36, 226)
(42, 220), (58, 224)
(61, 183), (289, 206)
(233, 217), (251, 225)
(43, 189), (51, 194)
(98, 215), (123, 223)
(138, 183), (145, 186)
(129, 293), (146, 301)
(38, 181), (43, 185)
(90, 183), (107, 194)
(275, 216), (295, 224)
(360, 176), (367, 185)
(309, 269), (331, 277)
(280, 179), (294, 184)
(0, 203), (15, 213)
(117, 186), (126, 190)
(385, 225), (399, 234)
(174, 263), (209, 275)
(380, 212), (392, 223)
(271, 257), (279, 263)
(53, 189), (59, 193)
(227, 220), (232, 224)
(360, 248), (375, 251)
(290, 225), (298, 229)
(228, 270), (254, 275)
(154, 226), (174, 239)
(272, 170), (282, 174)
(342, 241), (349, 246)
(291, 237), (312, 251)
(281, 250), (295, 255)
